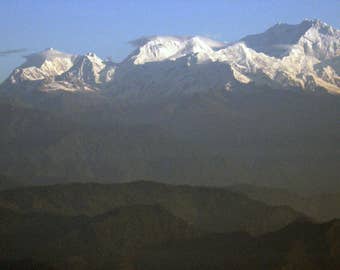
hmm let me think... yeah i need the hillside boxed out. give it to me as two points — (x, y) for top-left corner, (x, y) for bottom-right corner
(0, 90), (339, 193)
(0, 204), (197, 270)
(0, 181), (303, 235)
(229, 184), (340, 221)
(134, 219), (340, 270)
(0, 202), (338, 270)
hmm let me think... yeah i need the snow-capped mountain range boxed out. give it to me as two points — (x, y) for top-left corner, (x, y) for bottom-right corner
(3, 19), (340, 95)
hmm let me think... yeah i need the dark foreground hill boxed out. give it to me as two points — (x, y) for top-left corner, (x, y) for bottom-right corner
(229, 184), (340, 222)
(133, 219), (340, 270)
(0, 204), (196, 270)
(0, 174), (24, 191)
(0, 181), (302, 235)
(0, 203), (338, 270)
(0, 182), (338, 270)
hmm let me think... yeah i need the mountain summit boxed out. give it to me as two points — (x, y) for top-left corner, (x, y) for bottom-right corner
(2, 20), (339, 95)
(241, 19), (337, 58)
(9, 48), (75, 84)
(126, 36), (227, 64)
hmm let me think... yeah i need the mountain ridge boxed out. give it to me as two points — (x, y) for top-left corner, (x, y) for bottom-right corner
(2, 19), (339, 95)
(0, 187), (338, 270)
(0, 180), (304, 235)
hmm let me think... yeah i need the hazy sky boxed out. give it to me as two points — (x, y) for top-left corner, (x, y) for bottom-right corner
(0, 0), (339, 81)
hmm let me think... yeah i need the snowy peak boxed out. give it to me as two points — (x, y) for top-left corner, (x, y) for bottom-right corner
(127, 36), (226, 64)
(7, 50), (116, 91)
(21, 48), (75, 73)
(297, 20), (340, 60)
(9, 48), (75, 83)
(59, 52), (106, 84)
(305, 19), (337, 35)
(2, 19), (339, 94)
(241, 21), (311, 58)
(22, 48), (73, 67)
(241, 19), (339, 59)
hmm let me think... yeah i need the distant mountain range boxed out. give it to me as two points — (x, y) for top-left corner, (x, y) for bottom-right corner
(0, 181), (339, 270)
(0, 19), (339, 194)
(1, 19), (339, 95)
(1, 19), (339, 270)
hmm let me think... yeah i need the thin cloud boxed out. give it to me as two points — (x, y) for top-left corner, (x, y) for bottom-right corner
(129, 36), (151, 47)
(129, 36), (191, 47)
(272, 44), (294, 50)
(0, 48), (27, 57)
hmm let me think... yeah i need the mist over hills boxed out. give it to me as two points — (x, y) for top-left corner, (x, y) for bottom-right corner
(0, 181), (339, 270)
(0, 87), (338, 193)
(0, 21), (339, 269)
(229, 184), (340, 222)
(1, 7), (339, 270)
(0, 181), (304, 235)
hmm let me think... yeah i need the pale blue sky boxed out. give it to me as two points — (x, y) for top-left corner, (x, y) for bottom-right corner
(0, 0), (339, 81)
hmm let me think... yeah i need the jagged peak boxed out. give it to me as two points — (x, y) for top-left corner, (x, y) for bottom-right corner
(3, 19), (339, 94)
(303, 18), (327, 26)
(85, 52), (96, 57)
(84, 52), (102, 59)
(80, 53), (105, 67)
(268, 19), (330, 33)
(241, 19), (339, 58)
(303, 19), (338, 37)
